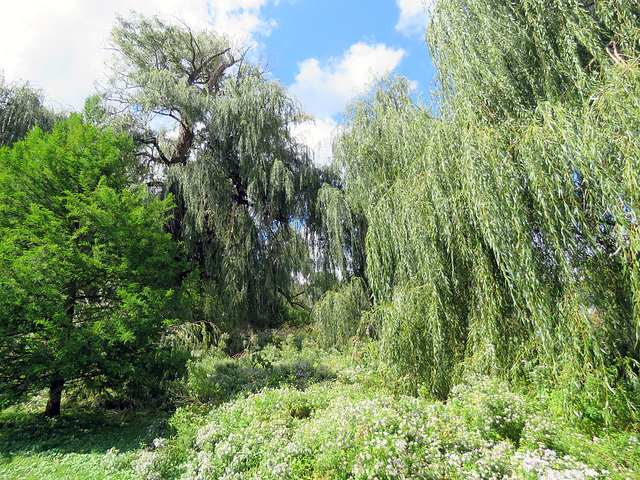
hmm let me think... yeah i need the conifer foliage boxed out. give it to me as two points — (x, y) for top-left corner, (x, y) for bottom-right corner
(0, 116), (182, 416)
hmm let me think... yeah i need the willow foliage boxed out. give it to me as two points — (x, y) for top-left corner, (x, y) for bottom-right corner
(169, 75), (321, 329)
(320, 76), (425, 277)
(106, 14), (325, 332)
(0, 73), (61, 147)
(320, 0), (640, 413)
(316, 184), (366, 278)
(428, 0), (640, 120)
(312, 277), (370, 349)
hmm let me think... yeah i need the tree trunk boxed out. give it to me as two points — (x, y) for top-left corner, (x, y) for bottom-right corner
(44, 378), (64, 417)
(170, 122), (194, 166)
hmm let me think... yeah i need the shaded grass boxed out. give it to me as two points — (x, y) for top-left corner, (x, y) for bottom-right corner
(0, 408), (170, 479)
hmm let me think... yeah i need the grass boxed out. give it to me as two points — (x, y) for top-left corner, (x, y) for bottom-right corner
(0, 406), (170, 479)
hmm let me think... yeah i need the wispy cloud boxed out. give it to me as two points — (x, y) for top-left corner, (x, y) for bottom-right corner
(395, 0), (433, 38)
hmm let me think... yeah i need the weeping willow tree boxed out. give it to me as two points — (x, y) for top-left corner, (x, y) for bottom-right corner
(428, 0), (640, 120)
(312, 276), (370, 349)
(0, 73), (62, 147)
(311, 77), (420, 348)
(170, 75), (325, 330)
(320, 0), (640, 417)
(422, 0), (640, 404)
(105, 14), (325, 333)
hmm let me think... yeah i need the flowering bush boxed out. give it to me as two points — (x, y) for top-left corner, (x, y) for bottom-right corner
(113, 374), (635, 479)
(448, 375), (528, 446)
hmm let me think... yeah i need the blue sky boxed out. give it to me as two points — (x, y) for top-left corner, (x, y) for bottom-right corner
(0, 0), (436, 163)
(261, 1), (435, 86)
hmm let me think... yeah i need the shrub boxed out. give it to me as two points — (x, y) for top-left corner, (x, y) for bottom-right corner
(115, 376), (635, 479)
(179, 333), (336, 406)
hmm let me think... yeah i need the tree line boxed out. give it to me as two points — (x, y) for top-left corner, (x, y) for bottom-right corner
(1, 0), (639, 419)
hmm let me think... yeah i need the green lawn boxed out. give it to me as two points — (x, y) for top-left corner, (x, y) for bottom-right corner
(0, 407), (169, 479)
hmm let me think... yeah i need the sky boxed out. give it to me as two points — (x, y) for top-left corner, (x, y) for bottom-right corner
(0, 0), (437, 164)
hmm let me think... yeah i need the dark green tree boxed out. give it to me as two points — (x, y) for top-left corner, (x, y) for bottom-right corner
(104, 14), (326, 333)
(0, 116), (183, 416)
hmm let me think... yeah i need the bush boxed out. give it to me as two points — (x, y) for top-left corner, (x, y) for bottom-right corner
(114, 376), (637, 479)
(179, 332), (336, 406)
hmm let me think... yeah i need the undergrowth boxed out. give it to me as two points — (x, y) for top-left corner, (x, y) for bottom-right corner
(2, 333), (639, 479)
(105, 375), (640, 479)
(179, 331), (341, 406)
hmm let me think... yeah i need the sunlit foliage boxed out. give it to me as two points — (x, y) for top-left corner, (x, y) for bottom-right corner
(0, 116), (183, 416)
(317, 0), (640, 416)
(105, 14), (327, 333)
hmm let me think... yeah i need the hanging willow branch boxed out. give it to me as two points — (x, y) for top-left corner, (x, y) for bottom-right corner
(316, 0), (640, 415)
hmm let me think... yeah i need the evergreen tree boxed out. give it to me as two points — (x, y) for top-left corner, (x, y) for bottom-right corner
(0, 116), (183, 416)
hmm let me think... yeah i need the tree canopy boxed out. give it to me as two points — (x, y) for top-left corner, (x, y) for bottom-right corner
(0, 72), (62, 147)
(104, 14), (327, 333)
(2, 3), (638, 421)
(0, 116), (183, 416)
(315, 0), (640, 418)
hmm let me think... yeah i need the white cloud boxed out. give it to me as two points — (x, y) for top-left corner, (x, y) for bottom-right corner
(289, 43), (405, 120)
(288, 42), (405, 166)
(0, 0), (272, 109)
(395, 0), (433, 38)
(205, 0), (275, 41)
(291, 116), (337, 166)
